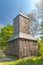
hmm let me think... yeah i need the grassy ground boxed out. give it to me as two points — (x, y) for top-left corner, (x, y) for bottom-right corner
(0, 56), (43, 65)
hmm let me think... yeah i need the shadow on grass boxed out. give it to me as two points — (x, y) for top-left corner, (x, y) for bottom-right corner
(0, 55), (43, 65)
(15, 57), (43, 65)
(0, 55), (18, 62)
(15, 60), (36, 65)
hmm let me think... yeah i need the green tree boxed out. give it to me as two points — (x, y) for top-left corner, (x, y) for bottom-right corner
(38, 38), (43, 56)
(40, 21), (43, 41)
(27, 13), (39, 37)
(0, 24), (13, 50)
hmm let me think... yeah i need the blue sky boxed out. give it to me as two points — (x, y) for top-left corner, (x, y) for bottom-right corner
(0, 0), (36, 26)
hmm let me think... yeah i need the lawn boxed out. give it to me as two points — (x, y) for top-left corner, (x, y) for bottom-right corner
(0, 56), (43, 65)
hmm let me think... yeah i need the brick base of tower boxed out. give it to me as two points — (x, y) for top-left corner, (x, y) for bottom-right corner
(6, 38), (38, 58)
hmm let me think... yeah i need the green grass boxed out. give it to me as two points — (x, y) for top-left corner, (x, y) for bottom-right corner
(0, 56), (43, 65)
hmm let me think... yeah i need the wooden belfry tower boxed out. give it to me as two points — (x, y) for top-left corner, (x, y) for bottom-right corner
(6, 13), (38, 58)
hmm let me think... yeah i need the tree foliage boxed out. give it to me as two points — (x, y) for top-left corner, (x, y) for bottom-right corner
(27, 13), (39, 37)
(27, 0), (43, 37)
(0, 24), (13, 50)
(34, 0), (43, 19)
(40, 21), (43, 40)
(38, 38), (43, 56)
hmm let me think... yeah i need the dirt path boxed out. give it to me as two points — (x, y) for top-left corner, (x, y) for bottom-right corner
(0, 56), (13, 62)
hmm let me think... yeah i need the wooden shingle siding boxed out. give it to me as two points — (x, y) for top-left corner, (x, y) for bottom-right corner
(6, 13), (38, 58)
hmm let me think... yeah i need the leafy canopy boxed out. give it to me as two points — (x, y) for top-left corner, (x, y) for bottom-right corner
(0, 24), (13, 50)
